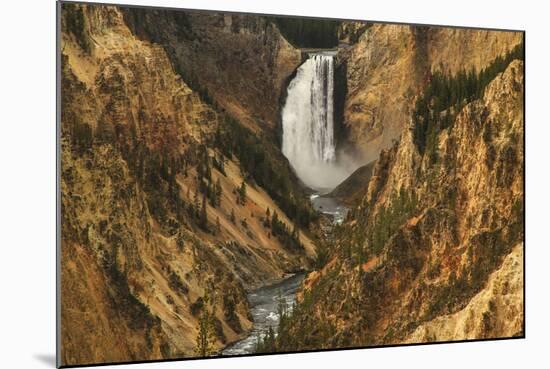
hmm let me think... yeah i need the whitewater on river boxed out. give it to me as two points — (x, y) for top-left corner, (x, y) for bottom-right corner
(221, 273), (305, 355)
(222, 52), (351, 356)
(310, 194), (348, 224)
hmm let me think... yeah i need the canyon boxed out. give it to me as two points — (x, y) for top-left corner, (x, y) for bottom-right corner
(59, 2), (524, 366)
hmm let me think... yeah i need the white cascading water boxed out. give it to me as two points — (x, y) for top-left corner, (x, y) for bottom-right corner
(282, 52), (350, 191)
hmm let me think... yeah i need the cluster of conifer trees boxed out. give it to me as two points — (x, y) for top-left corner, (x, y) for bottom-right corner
(367, 188), (418, 257)
(196, 145), (223, 209)
(254, 292), (291, 353)
(413, 43), (524, 162)
(214, 115), (316, 228)
(194, 294), (217, 357)
(263, 208), (303, 253)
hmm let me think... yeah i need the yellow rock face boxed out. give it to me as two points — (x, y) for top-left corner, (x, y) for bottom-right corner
(272, 59), (523, 350)
(339, 24), (522, 162)
(406, 243), (523, 342)
(60, 4), (313, 366)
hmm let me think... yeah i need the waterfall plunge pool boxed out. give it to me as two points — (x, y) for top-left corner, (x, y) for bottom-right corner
(310, 194), (349, 225)
(221, 51), (352, 356)
(281, 51), (356, 191)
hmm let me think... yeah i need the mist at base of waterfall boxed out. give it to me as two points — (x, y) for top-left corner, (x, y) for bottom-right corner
(281, 51), (361, 192)
(292, 155), (361, 193)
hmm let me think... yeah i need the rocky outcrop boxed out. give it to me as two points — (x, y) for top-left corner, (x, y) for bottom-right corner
(425, 27), (524, 75)
(276, 59), (524, 349)
(60, 3), (314, 366)
(60, 2), (524, 362)
(406, 243), (523, 342)
(337, 22), (370, 45)
(328, 161), (376, 205)
(337, 24), (523, 161)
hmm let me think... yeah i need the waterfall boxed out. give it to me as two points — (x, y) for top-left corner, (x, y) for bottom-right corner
(282, 52), (349, 191)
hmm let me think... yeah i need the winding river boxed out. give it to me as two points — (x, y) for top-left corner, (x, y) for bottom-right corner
(221, 50), (349, 356)
(310, 194), (349, 225)
(221, 195), (347, 356)
(221, 273), (305, 356)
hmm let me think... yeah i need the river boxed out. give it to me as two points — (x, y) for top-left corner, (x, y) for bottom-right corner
(310, 194), (349, 224)
(221, 273), (305, 356)
(224, 53), (349, 355)
(221, 194), (347, 356)
(220, 44), (356, 355)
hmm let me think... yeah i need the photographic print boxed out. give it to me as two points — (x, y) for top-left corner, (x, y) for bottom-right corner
(58, 1), (524, 366)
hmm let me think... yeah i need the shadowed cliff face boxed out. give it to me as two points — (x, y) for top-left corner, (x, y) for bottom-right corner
(275, 59), (524, 349)
(60, 4), (315, 366)
(121, 8), (302, 133)
(337, 24), (523, 162)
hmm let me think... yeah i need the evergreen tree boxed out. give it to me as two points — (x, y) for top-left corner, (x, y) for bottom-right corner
(292, 223), (299, 241)
(263, 207), (271, 228)
(194, 295), (216, 357)
(277, 290), (287, 332)
(413, 42), (523, 158)
(193, 190), (199, 218)
(200, 193), (208, 230)
(215, 178), (222, 207)
(212, 113), (316, 228)
(237, 181), (247, 205)
(271, 212), (279, 231)
(73, 122), (93, 153)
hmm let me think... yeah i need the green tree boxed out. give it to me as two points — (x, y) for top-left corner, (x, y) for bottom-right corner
(200, 193), (208, 230)
(73, 122), (93, 153)
(193, 190), (199, 218)
(277, 290), (288, 332)
(263, 207), (271, 228)
(215, 178), (222, 207)
(271, 211), (279, 230)
(194, 295), (216, 357)
(237, 181), (247, 205)
(292, 223), (300, 242)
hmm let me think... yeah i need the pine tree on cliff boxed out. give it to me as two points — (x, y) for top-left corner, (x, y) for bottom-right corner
(193, 189), (199, 218)
(292, 222), (299, 241)
(215, 178), (222, 207)
(200, 193), (208, 231)
(266, 326), (276, 352)
(238, 181), (247, 205)
(218, 154), (225, 174)
(195, 295), (216, 357)
(264, 207), (271, 228)
(277, 290), (287, 332)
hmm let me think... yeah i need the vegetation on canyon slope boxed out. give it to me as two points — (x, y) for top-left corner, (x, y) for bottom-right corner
(60, 3), (318, 365)
(413, 43), (524, 161)
(60, 2), (523, 364)
(264, 48), (524, 352)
